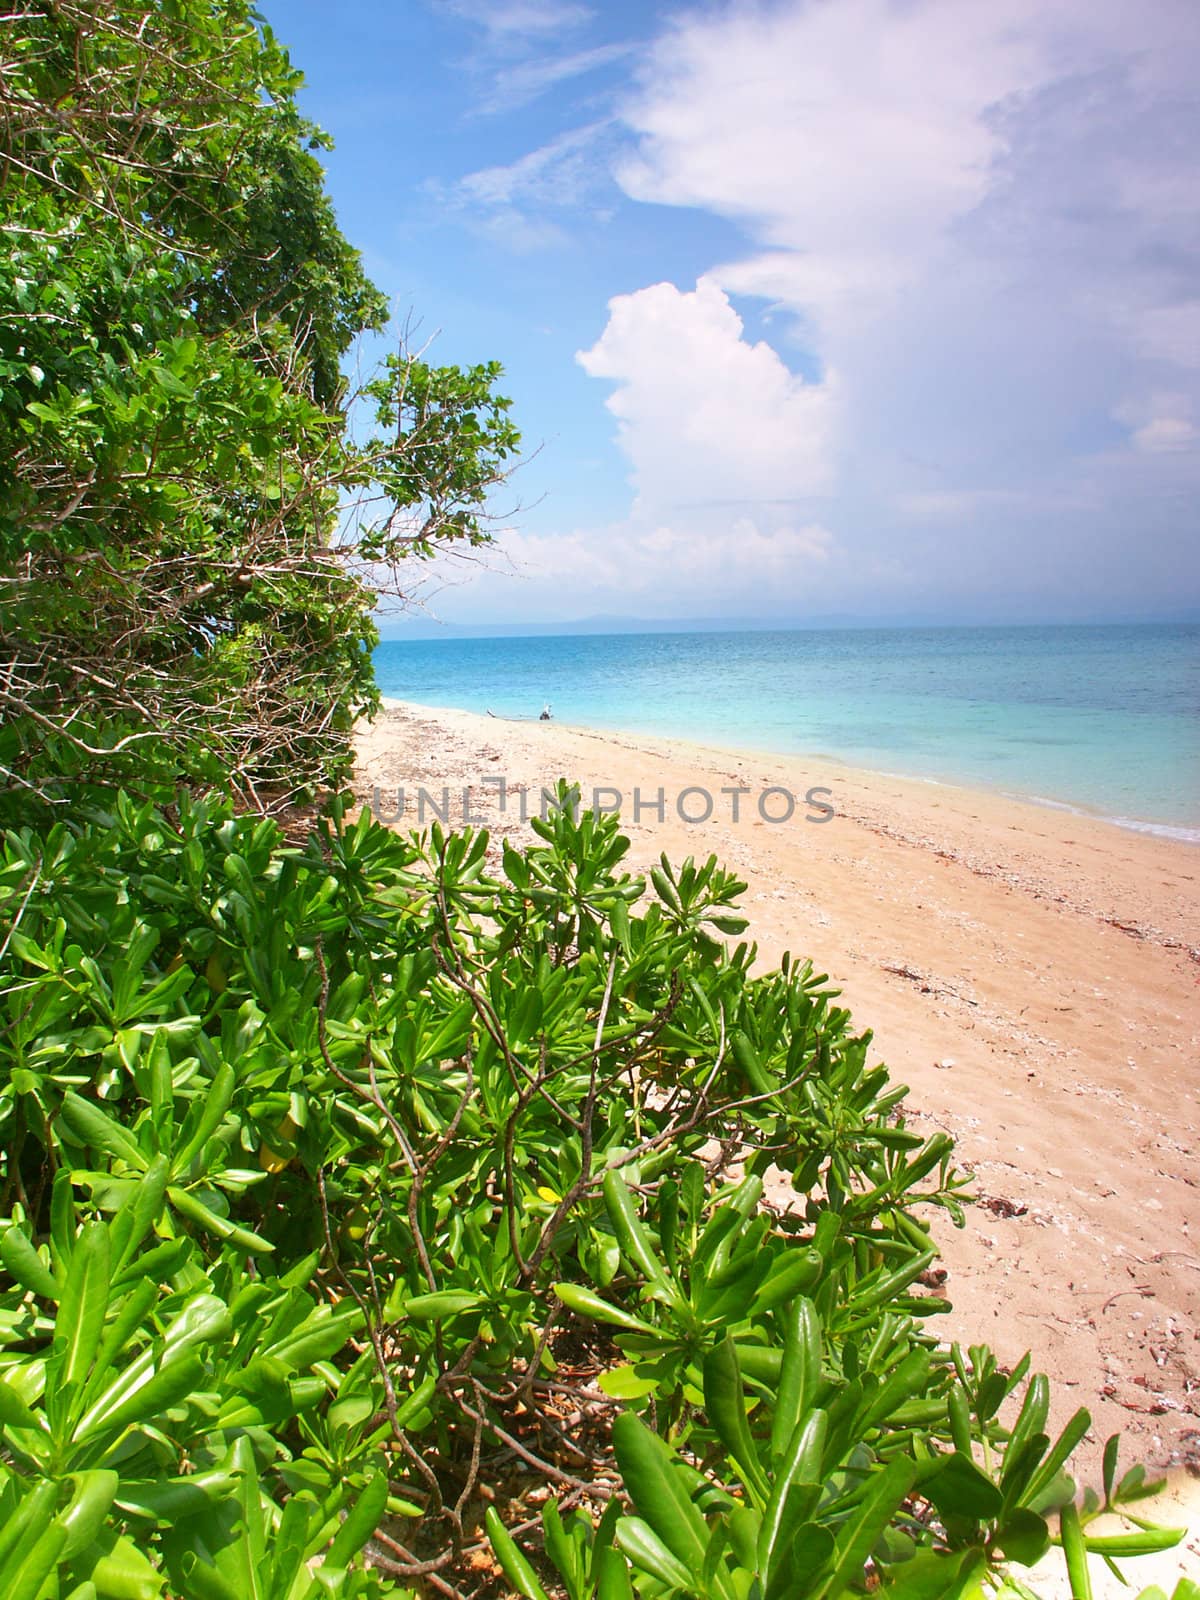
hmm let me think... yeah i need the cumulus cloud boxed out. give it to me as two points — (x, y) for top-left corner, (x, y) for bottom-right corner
(431, 0), (1199, 621)
(578, 0), (1200, 617)
(1117, 394), (1200, 455)
(435, 275), (841, 623)
(618, 0), (1046, 333)
(617, 0), (1200, 342)
(577, 276), (835, 517)
(1130, 303), (1200, 372)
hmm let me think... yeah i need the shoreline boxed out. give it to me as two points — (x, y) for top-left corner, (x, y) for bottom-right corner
(378, 695), (1200, 847)
(355, 698), (1200, 1502)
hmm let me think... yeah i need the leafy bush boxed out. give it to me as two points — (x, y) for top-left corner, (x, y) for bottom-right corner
(0, 789), (1187, 1596)
(0, 1), (518, 810)
(0, 1171), (392, 1599)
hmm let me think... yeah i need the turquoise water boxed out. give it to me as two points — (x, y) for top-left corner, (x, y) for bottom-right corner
(372, 624), (1200, 838)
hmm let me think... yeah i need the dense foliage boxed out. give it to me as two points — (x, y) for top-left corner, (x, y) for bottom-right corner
(0, 791), (1189, 1597)
(0, 0), (518, 811)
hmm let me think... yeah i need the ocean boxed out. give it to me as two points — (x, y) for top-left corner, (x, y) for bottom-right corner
(372, 623), (1200, 840)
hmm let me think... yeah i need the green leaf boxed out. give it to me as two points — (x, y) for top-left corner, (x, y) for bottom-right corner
(603, 1170), (677, 1297)
(111, 1237), (191, 1291)
(55, 1221), (112, 1390)
(767, 1523), (836, 1600)
(612, 1412), (710, 1575)
(73, 1292), (229, 1443)
(1002, 1374), (1050, 1489)
(171, 1065), (235, 1178)
(758, 1410), (827, 1578)
(59, 1094), (148, 1172)
(926, 1451), (1004, 1522)
(89, 1531), (165, 1598)
(1021, 1407), (1089, 1510)
(0, 1479), (59, 1569)
(74, 1352), (207, 1445)
(401, 1290), (484, 1320)
(993, 1508), (1051, 1568)
(485, 1507), (552, 1600)
(1082, 1526), (1185, 1556)
(177, 1552), (240, 1600)
(0, 1377), (46, 1436)
(115, 1469), (240, 1523)
(0, 1226), (60, 1300)
(1060, 1501), (1092, 1600)
(874, 1548), (984, 1599)
(614, 1517), (695, 1591)
(324, 1469), (388, 1568)
(59, 1471), (120, 1560)
(1102, 1435), (1120, 1504)
(751, 1249), (823, 1313)
(167, 1185), (274, 1254)
(596, 1545), (635, 1600)
(702, 1335), (770, 1502)
(1115, 1462), (1168, 1505)
(110, 1158), (170, 1273)
(815, 1457), (916, 1600)
(541, 1501), (583, 1600)
(0, 1520), (68, 1600)
(553, 1283), (659, 1335)
(598, 1365), (660, 1400)
(770, 1297), (821, 1462)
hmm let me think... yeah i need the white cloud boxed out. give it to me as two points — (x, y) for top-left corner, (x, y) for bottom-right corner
(558, 0), (1200, 619)
(445, 121), (617, 250)
(1115, 392), (1199, 454)
(439, 277), (841, 621)
(456, 121), (608, 210)
(1133, 417), (1198, 453)
(576, 276), (835, 517)
(455, 515), (838, 618)
(430, 0), (1200, 622)
(617, 0), (1048, 337)
(478, 41), (634, 114)
(438, 0), (591, 39)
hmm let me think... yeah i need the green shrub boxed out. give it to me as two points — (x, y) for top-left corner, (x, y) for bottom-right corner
(0, 1), (518, 809)
(0, 789), (1187, 1597)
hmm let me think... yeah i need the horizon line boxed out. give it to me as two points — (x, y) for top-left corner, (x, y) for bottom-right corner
(375, 612), (1200, 642)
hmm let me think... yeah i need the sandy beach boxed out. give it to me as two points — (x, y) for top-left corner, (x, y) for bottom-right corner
(354, 700), (1200, 1504)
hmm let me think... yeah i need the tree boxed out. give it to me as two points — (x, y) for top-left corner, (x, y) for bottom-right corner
(0, 0), (519, 815)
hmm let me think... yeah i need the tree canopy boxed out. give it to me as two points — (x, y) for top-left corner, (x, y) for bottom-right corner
(0, 0), (518, 814)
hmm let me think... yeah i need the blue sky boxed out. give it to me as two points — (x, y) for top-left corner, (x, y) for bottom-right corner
(272, 0), (1200, 630)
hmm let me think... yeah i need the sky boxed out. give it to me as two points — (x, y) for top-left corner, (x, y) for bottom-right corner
(273, 0), (1200, 630)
